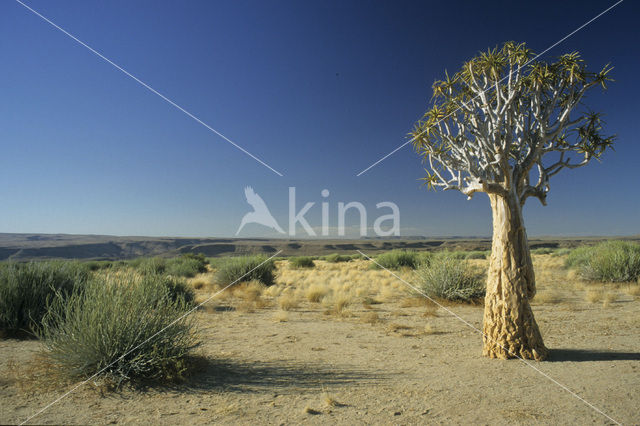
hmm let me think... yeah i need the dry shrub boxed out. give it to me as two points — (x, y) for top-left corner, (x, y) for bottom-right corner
(306, 284), (328, 303)
(334, 293), (352, 313)
(278, 293), (299, 311)
(233, 280), (264, 302)
(379, 286), (398, 302)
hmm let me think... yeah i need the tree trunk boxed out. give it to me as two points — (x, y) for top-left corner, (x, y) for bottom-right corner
(482, 192), (548, 361)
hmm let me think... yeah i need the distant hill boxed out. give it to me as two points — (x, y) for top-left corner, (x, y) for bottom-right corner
(1, 233), (636, 261)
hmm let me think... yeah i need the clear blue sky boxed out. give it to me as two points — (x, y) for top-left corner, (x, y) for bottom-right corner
(1, 0), (638, 238)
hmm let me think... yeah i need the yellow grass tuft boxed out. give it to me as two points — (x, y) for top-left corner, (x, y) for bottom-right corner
(533, 288), (564, 304)
(602, 292), (617, 308)
(305, 284), (328, 303)
(334, 293), (352, 313)
(626, 284), (640, 297)
(585, 288), (604, 303)
(360, 311), (380, 324)
(233, 280), (264, 302)
(278, 293), (300, 311)
(273, 310), (289, 322)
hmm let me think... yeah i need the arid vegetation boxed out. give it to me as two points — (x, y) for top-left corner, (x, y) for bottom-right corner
(1, 242), (639, 423)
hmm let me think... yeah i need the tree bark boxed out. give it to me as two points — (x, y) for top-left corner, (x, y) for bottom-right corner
(482, 192), (548, 361)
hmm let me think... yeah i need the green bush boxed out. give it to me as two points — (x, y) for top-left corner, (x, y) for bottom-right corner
(464, 251), (489, 259)
(289, 256), (315, 268)
(149, 275), (195, 305)
(38, 272), (199, 385)
(166, 255), (208, 278)
(137, 257), (167, 275)
(215, 255), (276, 286)
(371, 250), (420, 270)
(531, 247), (555, 255)
(83, 260), (115, 271)
(416, 255), (485, 302)
(133, 255), (207, 278)
(552, 248), (572, 257)
(0, 261), (89, 337)
(323, 253), (353, 263)
(566, 241), (640, 282)
(435, 250), (489, 260)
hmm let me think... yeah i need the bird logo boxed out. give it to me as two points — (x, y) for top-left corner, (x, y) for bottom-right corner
(236, 186), (285, 235)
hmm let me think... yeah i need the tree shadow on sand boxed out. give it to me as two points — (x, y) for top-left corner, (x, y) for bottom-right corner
(175, 357), (388, 394)
(548, 349), (640, 362)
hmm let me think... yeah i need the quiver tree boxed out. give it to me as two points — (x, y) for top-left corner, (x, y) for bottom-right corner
(412, 42), (615, 361)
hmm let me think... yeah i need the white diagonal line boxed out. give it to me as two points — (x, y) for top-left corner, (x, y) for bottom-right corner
(20, 251), (282, 425)
(14, 0), (284, 177)
(356, 0), (624, 176)
(357, 250), (621, 425)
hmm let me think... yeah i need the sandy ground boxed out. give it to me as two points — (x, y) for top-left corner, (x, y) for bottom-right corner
(1, 257), (639, 425)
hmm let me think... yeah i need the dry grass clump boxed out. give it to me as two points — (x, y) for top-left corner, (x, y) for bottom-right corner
(533, 288), (564, 304)
(305, 284), (328, 303)
(233, 280), (264, 302)
(273, 311), (289, 322)
(602, 292), (618, 308)
(379, 286), (399, 302)
(585, 288), (604, 303)
(360, 311), (380, 324)
(278, 292), (300, 311)
(334, 293), (352, 313)
(361, 296), (382, 308)
(626, 282), (640, 297)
